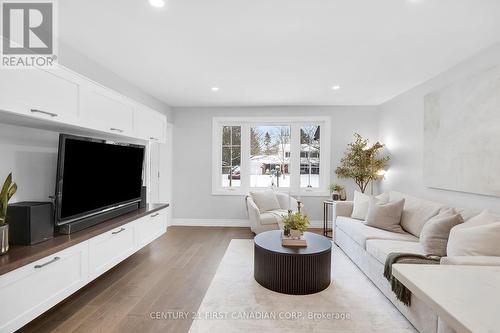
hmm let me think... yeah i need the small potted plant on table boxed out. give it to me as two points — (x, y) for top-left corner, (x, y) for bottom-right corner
(0, 173), (17, 255)
(282, 210), (310, 239)
(329, 183), (344, 201)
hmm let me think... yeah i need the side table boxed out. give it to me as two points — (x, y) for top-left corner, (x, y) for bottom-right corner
(323, 200), (334, 238)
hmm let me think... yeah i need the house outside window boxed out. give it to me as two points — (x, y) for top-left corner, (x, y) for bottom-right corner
(212, 117), (331, 196)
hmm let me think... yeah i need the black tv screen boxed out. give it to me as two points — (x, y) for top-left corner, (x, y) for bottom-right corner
(55, 134), (145, 225)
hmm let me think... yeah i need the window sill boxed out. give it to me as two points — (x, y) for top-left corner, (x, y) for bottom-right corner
(212, 189), (330, 197)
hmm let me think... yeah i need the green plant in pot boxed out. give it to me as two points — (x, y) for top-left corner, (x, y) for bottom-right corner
(0, 173), (17, 255)
(282, 210), (310, 239)
(329, 183), (344, 201)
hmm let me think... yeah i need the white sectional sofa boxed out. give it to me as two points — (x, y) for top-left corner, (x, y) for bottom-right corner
(332, 191), (500, 333)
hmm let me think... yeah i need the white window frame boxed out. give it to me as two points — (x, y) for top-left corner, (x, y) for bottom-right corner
(212, 116), (331, 196)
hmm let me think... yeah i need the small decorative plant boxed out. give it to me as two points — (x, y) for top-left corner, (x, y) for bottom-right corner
(0, 173), (17, 226)
(329, 183), (345, 201)
(282, 210), (310, 238)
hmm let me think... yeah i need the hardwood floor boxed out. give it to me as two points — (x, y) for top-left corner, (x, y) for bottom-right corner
(19, 227), (254, 333)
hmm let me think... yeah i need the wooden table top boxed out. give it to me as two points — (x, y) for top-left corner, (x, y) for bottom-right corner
(0, 203), (169, 276)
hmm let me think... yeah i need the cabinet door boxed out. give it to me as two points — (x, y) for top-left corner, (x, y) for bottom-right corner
(80, 83), (134, 136)
(0, 68), (79, 123)
(0, 242), (89, 333)
(88, 223), (136, 279)
(134, 107), (167, 143)
(135, 209), (167, 249)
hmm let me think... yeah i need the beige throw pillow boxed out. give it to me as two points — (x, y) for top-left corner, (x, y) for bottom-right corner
(364, 198), (405, 233)
(419, 208), (464, 257)
(351, 191), (389, 220)
(249, 190), (280, 213)
(447, 213), (500, 257)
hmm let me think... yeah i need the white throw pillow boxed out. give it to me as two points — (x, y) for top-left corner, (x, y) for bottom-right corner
(351, 191), (389, 220)
(452, 210), (498, 231)
(447, 221), (500, 257)
(364, 198), (405, 233)
(249, 190), (281, 213)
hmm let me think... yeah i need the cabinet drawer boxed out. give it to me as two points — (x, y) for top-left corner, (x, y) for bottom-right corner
(0, 242), (88, 332)
(134, 107), (167, 143)
(0, 68), (79, 123)
(135, 209), (167, 249)
(80, 84), (134, 136)
(88, 224), (135, 279)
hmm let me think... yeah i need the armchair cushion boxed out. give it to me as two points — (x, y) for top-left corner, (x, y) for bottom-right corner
(249, 189), (280, 213)
(260, 209), (288, 226)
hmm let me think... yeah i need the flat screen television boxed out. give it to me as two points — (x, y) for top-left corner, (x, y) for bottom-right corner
(55, 134), (145, 226)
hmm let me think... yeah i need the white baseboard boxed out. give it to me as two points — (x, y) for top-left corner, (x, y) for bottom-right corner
(170, 218), (323, 229)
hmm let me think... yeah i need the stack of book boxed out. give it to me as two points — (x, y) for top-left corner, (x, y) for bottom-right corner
(281, 231), (307, 247)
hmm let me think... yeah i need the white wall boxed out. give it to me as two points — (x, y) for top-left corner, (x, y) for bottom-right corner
(171, 106), (381, 222)
(379, 42), (500, 213)
(0, 124), (59, 202)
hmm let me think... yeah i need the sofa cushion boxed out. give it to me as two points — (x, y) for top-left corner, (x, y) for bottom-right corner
(419, 208), (464, 257)
(365, 198), (405, 233)
(366, 239), (424, 265)
(351, 191), (389, 220)
(389, 191), (445, 237)
(260, 209), (288, 225)
(336, 216), (418, 249)
(249, 190), (280, 213)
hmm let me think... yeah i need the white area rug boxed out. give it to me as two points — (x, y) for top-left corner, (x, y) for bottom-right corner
(188, 239), (417, 332)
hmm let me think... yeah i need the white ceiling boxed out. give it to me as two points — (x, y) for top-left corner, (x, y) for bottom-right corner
(59, 0), (500, 107)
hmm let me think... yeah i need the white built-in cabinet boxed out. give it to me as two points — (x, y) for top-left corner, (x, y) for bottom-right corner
(0, 207), (168, 333)
(0, 66), (167, 143)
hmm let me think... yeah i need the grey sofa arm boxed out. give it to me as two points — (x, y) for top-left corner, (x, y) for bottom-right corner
(440, 256), (500, 266)
(333, 201), (353, 219)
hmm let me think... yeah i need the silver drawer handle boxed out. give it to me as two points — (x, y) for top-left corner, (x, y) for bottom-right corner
(34, 257), (60, 269)
(150, 137), (159, 141)
(31, 109), (58, 117)
(110, 128), (124, 133)
(150, 213), (159, 218)
(111, 227), (125, 235)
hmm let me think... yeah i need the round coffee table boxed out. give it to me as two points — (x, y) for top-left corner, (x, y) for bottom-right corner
(254, 230), (332, 295)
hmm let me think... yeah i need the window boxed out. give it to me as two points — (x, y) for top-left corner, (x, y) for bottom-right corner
(300, 125), (320, 188)
(250, 125), (290, 188)
(221, 126), (241, 188)
(213, 117), (330, 196)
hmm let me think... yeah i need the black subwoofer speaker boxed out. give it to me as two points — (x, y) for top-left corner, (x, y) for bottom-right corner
(7, 202), (54, 245)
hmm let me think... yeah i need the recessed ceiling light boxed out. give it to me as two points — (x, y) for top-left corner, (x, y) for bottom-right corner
(331, 85), (341, 90)
(149, 0), (165, 8)
(211, 87), (220, 92)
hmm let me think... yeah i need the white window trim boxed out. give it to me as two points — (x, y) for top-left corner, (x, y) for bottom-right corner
(212, 116), (331, 197)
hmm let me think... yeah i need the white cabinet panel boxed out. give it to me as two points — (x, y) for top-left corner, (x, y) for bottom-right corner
(134, 107), (167, 143)
(0, 242), (88, 333)
(0, 68), (79, 123)
(88, 224), (135, 279)
(80, 83), (134, 136)
(135, 209), (167, 249)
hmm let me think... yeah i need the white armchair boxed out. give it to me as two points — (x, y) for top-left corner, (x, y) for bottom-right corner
(246, 191), (303, 234)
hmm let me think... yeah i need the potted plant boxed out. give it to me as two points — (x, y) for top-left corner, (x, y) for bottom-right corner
(282, 210), (310, 239)
(335, 133), (390, 193)
(0, 173), (17, 255)
(329, 183), (344, 201)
